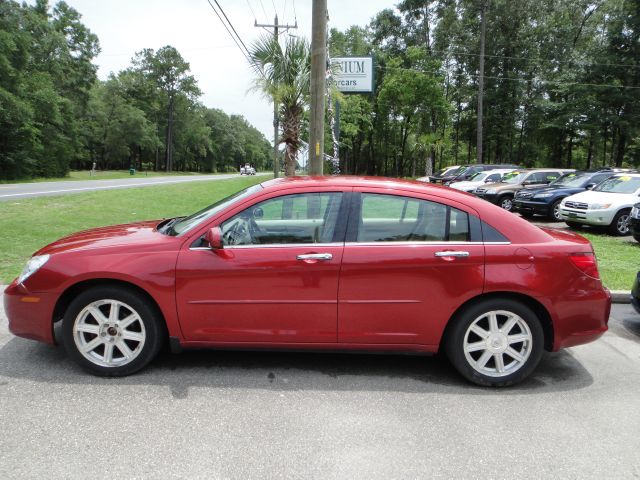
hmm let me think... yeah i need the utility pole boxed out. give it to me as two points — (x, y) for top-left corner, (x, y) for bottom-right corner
(476, 0), (487, 165)
(309, 0), (327, 176)
(255, 15), (297, 178)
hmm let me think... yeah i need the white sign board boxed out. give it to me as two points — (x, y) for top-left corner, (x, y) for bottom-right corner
(333, 56), (374, 93)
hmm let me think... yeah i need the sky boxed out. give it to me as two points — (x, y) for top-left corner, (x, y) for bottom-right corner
(61, 0), (396, 144)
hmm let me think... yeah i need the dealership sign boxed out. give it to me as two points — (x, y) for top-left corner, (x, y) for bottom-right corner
(333, 56), (374, 93)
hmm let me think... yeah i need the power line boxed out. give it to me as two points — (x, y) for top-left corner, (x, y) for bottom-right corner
(245, 0), (257, 22)
(270, 0), (277, 17)
(377, 64), (640, 90)
(292, 0), (297, 22)
(438, 48), (640, 70)
(213, 0), (252, 57)
(282, 0), (287, 23)
(257, 0), (268, 21)
(205, 0), (251, 62)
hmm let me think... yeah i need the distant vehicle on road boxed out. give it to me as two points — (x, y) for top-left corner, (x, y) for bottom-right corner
(474, 169), (571, 211)
(513, 169), (616, 221)
(559, 173), (640, 236)
(240, 164), (256, 175)
(4, 176), (610, 387)
(416, 165), (460, 183)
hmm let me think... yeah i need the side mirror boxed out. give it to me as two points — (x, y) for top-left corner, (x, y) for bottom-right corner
(586, 183), (596, 190)
(205, 226), (223, 249)
(253, 207), (264, 219)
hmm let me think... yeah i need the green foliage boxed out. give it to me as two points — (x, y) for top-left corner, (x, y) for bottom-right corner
(0, 2), (271, 180)
(331, 0), (640, 175)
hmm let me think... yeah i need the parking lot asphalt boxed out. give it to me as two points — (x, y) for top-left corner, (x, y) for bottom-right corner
(1, 288), (639, 479)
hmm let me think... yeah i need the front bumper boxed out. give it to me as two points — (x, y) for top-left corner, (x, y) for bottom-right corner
(558, 206), (616, 226)
(630, 218), (640, 238)
(475, 192), (499, 204)
(513, 199), (551, 216)
(3, 280), (57, 345)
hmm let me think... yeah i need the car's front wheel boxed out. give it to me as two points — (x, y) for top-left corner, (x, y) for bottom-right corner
(608, 209), (631, 236)
(62, 286), (165, 376)
(498, 195), (514, 211)
(445, 299), (544, 387)
(549, 199), (563, 221)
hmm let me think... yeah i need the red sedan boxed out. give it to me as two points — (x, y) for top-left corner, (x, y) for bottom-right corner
(3, 176), (611, 386)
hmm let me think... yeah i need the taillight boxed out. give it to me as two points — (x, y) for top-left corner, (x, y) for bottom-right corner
(569, 252), (600, 279)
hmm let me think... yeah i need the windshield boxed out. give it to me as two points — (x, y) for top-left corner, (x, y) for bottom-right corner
(468, 172), (487, 182)
(593, 176), (640, 194)
(168, 184), (263, 235)
(502, 171), (528, 184)
(550, 172), (590, 187)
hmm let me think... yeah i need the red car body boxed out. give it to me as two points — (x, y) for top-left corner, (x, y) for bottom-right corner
(4, 176), (610, 359)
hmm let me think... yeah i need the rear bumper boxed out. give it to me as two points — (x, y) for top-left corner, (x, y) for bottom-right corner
(3, 280), (56, 345)
(551, 287), (611, 351)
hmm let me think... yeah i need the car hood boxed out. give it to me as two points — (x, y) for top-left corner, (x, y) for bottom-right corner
(35, 220), (169, 256)
(563, 189), (639, 206)
(529, 185), (583, 196)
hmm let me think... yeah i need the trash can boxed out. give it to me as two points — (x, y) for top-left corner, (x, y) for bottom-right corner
(129, 168), (135, 175)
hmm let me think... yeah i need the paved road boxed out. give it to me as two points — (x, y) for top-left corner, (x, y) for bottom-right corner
(0, 289), (638, 479)
(0, 173), (270, 201)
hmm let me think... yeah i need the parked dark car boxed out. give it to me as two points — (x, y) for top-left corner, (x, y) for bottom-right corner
(430, 164), (519, 185)
(631, 202), (640, 242)
(631, 271), (640, 314)
(513, 170), (616, 221)
(474, 169), (571, 211)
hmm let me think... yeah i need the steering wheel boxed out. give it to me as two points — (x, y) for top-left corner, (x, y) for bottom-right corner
(222, 217), (252, 245)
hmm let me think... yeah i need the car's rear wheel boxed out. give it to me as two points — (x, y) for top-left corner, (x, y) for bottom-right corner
(549, 199), (563, 221)
(608, 209), (631, 236)
(62, 286), (165, 376)
(498, 195), (514, 211)
(445, 299), (544, 387)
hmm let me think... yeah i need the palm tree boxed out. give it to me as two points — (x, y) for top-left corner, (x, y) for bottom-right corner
(248, 34), (311, 176)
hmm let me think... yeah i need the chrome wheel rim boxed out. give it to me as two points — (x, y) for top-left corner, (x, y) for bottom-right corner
(617, 214), (630, 235)
(501, 198), (513, 211)
(553, 202), (562, 220)
(73, 299), (146, 368)
(463, 310), (533, 378)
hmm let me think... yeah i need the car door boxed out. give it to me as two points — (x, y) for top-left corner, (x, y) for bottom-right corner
(175, 189), (348, 344)
(337, 190), (485, 346)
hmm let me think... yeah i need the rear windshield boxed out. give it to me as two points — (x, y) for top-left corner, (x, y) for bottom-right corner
(593, 176), (640, 194)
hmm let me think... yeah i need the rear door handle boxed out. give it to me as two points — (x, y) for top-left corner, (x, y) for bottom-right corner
(434, 251), (470, 258)
(297, 253), (333, 261)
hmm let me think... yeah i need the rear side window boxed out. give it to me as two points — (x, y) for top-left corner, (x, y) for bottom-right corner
(357, 193), (470, 242)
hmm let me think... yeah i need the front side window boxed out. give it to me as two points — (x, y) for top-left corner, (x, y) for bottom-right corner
(357, 193), (470, 243)
(221, 192), (343, 246)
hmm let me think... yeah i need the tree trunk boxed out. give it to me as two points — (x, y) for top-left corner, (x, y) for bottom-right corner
(165, 96), (175, 172)
(476, 0), (487, 164)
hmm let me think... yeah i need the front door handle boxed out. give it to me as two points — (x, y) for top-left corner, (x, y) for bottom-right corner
(434, 251), (470, 258)
(297, 253), (333, 261)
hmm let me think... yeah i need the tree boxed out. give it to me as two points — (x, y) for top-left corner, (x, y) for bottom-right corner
(249, 34), (311, 176)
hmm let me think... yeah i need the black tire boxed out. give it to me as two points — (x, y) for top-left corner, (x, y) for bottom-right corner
(62, 286), (165, 377)
(634, 234), (640, 243)
(608, 209), (631, 236)
(565, 221), (582, 229)
(498, 195), (514, 211)
(549, 199), (563, 221)
(445, 298), (544, 387)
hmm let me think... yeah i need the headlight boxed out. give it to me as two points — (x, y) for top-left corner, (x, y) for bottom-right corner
(590, 203), (612, 210)
(631, 206), (640, 219)
(534, 193), (554, 198)
(484, 188), (496, 194)
(18, 254), (50, 284)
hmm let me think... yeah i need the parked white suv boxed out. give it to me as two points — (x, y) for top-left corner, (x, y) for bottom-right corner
(559, 173), (640, 235)
(449, 168), (516, 192)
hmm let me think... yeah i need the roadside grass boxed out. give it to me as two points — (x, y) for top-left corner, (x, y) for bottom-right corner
(0, 170), (229, 184)
(578, 231), (639, 291)
(0, 176), (265, 283)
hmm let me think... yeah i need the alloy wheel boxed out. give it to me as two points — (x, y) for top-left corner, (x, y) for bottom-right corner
(73, 299), (146, 368)
(616, 213), (630, 235)
(463, 310), (533, 378)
